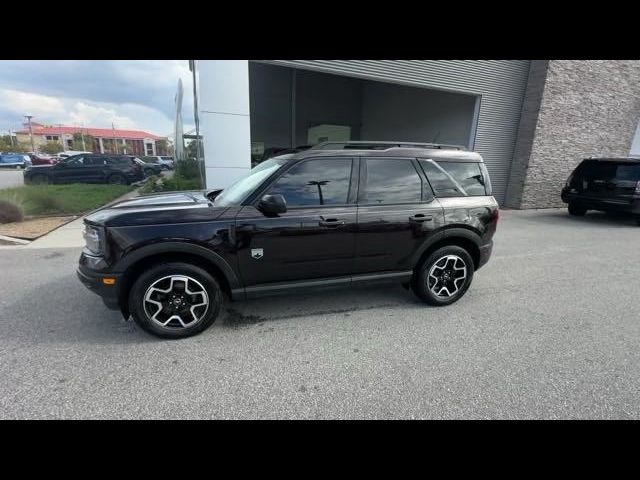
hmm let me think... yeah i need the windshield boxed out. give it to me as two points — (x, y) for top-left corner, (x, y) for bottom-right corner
(213, 157), (289, 207)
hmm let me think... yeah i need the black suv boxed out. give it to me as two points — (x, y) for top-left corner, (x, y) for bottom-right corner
(561, 157), (640, 225)
(24, 154), (144, 185)
(77, 142), (499, 338)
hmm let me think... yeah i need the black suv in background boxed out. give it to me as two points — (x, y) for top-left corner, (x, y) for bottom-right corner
(561, 157), (640, 225)
(24, 154), (144, 185)
(77, 142), (499, 338)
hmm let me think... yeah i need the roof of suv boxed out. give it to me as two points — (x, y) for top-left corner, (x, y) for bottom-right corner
(286, 141), (483, 163)
(583, 157), (640, 163)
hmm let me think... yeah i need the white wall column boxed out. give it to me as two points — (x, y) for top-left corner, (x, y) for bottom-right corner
(198, 60), (251, 189)
(99, 138), (104, 154)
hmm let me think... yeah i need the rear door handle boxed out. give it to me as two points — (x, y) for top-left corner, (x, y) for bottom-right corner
(319, 217), (346, 228)
(409, 214), (433, 222)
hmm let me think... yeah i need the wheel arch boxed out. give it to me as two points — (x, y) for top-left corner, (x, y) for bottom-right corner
(115, 242), (241, 319)
(412, 228), (482, 272)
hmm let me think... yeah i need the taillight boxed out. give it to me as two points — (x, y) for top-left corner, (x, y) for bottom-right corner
(566, 172), (574, 187)
(492, 208), (499, 225)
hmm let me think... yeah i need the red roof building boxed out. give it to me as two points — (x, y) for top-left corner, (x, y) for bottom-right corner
(15, 123), (168, 156)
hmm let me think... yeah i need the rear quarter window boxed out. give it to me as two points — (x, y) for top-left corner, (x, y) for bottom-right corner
(419, 159), (489, 197)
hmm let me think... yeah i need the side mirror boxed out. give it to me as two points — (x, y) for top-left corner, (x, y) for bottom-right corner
(258, 194), (287, 216)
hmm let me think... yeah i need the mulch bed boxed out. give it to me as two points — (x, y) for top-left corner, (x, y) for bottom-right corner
(0, 216), (77, 240)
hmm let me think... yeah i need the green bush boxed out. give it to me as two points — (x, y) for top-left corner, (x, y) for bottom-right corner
(0, 198), (24, 224)
(175, 158), (202, 180)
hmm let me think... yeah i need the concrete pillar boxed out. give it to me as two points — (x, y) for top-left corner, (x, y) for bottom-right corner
(99, 138), (104, 154)
(198, 60), (251, 189)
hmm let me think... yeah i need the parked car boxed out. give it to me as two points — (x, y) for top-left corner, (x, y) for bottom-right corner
(133, 157), (162, 177)
(143, 156), (174, 170)
(561, 157), (640, 225)
(28, 153), (58, 166)
(24, 154), (144, 185)
(0, 154), (32, 169)
(77, 141), (498, 339)
(57, 150), (93, 159)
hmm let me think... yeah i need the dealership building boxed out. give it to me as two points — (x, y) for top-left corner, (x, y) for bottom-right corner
(197, 60), (640, 208)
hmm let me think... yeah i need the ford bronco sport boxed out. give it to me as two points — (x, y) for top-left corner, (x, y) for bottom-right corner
(77, 142), (499, 338)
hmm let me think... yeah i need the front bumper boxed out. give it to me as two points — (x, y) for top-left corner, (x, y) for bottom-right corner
(77, 261), (122, 310)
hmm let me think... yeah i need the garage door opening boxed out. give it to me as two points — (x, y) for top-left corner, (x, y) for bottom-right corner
(249, 62), (480, 163)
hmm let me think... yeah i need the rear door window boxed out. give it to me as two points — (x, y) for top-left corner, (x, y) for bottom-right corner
(361, 159), (423, 205)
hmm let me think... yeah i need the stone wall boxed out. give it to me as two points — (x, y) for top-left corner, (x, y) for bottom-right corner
(516, 60), (640, 209)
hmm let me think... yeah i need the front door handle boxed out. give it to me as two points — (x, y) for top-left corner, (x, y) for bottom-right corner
(319, 217), (346, 228)
(409, 214), (433, 222)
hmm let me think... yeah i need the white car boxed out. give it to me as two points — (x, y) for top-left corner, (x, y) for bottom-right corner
(56, 150), (93, 159)
(143, 156), (175, 170)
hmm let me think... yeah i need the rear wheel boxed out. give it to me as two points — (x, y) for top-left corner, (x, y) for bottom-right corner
(107, 173), (128, 185)
(568, 203), (587, 216)
(412, 245), (474, 306)
(129, 262), (222, 338)
(30, 174), (49, 185)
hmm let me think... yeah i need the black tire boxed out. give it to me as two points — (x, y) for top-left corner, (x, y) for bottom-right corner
(129, 262), (222, 339)
(568, 203), (587, 216)
(412, 245), (475, 306)
(30, 174), (50, 185)
(107, 173), (128, 185)
(636, 217), (640, 227)
(144, 168), (154, 177)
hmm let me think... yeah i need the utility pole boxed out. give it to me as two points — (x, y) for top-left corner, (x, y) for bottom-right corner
(190, 60), (205, 186)
(81, 123), (86, 151)
(112, 122), (118, 154)
(24, 114), (35, 152)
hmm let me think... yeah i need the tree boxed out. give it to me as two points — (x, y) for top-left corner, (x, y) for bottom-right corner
(157, 139), (172, 155)
(72, 132), (96, 152)
(185, 139), (203, 160)
(41, 141), (63, 155)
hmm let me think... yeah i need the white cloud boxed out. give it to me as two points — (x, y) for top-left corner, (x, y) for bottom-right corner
(0, 88), (65, 118)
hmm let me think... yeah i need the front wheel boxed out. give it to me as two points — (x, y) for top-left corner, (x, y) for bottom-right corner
(129, 262), (222, 338)
(412, 246), (474, 306)
(107, 173), (128, 185)
(568, 203), (587, 216)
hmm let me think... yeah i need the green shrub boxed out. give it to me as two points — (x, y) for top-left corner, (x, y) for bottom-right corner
(0, 198), (24, 224)
(175, 158), (202, 180)
(140, 175), (160, 194)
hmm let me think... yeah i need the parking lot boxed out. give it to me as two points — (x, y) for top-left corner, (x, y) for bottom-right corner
(0, 208), (639, 419)
(0, 169), (24, 189)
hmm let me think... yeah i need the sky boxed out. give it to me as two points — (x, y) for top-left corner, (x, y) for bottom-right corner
(0, 60), (195, 139)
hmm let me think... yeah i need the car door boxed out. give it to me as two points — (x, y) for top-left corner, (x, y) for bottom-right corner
(53, 156), (88, 183)
(354, 157), (444, 274)
(235, 156), (358, 288)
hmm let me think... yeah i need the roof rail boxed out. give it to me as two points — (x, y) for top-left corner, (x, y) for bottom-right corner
(310, 141), (467, 151)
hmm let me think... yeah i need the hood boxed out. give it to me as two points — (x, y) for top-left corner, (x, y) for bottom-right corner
(85, 190), (228, 227)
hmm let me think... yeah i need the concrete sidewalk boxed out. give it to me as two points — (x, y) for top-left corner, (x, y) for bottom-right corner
(25, 216), (85, 249)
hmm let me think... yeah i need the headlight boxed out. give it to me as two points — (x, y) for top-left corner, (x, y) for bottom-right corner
(83, 224), (103, 255)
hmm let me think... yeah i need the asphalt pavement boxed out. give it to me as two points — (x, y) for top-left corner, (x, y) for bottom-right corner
(0, 208), (639, 419)
(0, 169), (25, 189)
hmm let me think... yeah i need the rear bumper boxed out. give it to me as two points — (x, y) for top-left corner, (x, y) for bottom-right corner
(77, 263), (121, 310)
(477, 240), (493, 270)
(561, 191), (640, 214)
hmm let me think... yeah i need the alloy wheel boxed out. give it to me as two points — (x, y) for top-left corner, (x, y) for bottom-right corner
(143, 275), (209, 329)
(427, 255), (467, 298)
